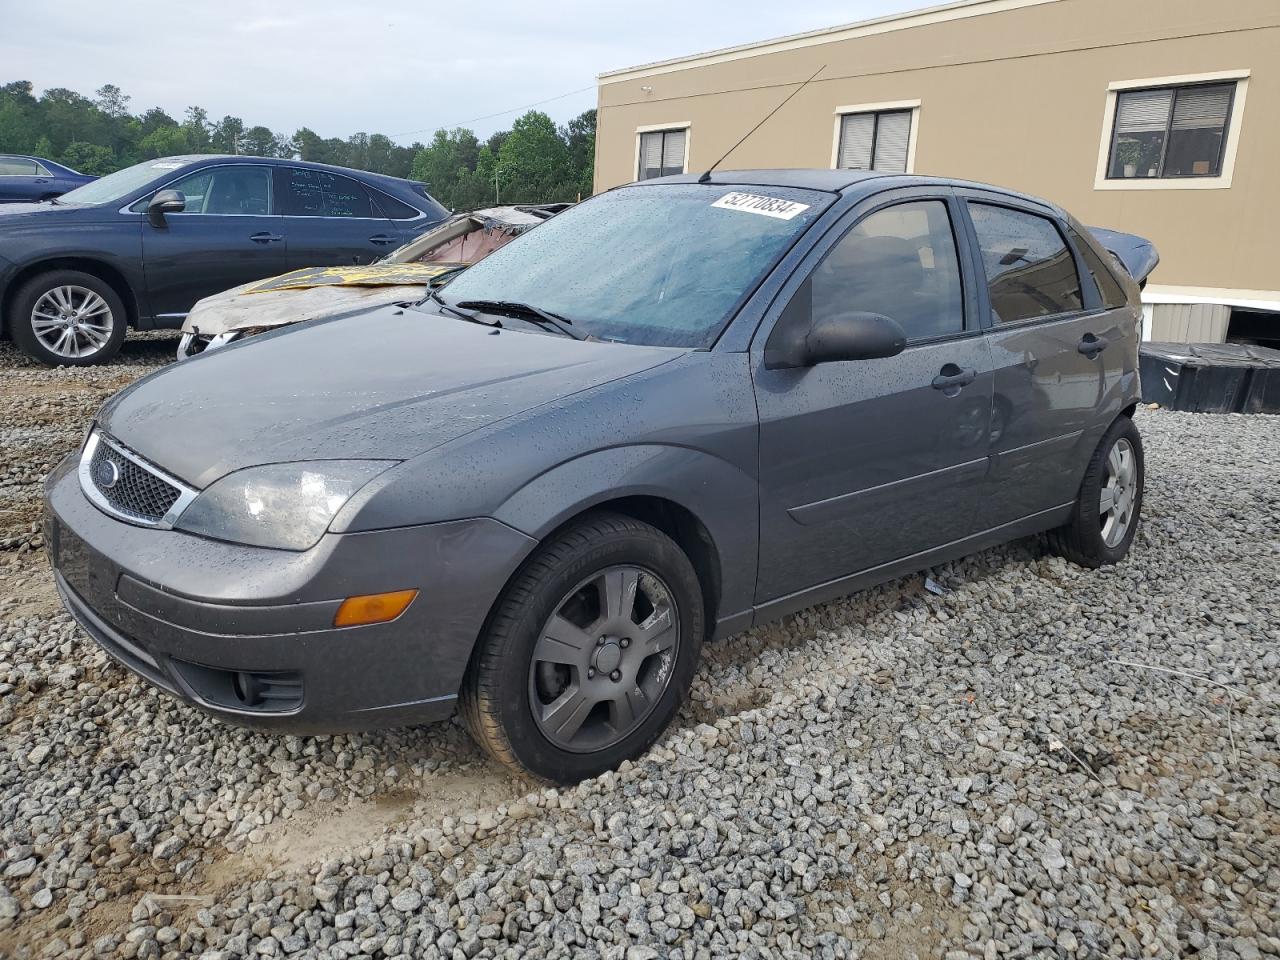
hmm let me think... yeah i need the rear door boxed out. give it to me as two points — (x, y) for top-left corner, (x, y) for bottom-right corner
(140, 163), (286, 319)
(0, 156), (46, 202)
(276, 167), (402, 268)
(753, 189), (994, 603)
(958, 192), (1125, 529)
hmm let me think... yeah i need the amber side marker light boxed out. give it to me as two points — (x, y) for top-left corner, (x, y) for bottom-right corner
(333, 589), (418, 628)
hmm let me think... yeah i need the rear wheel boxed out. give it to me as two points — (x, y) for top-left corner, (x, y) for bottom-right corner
(10, 270), (126, 366)
(460, 512), (704, 783)
(1047, 416), (1144, 567)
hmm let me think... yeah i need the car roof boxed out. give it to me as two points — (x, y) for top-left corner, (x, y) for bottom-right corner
(631, 168), (1060, 212)
(155, 154), (423, 189)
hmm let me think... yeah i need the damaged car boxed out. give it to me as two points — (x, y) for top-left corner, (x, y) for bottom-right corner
(47, 170), (1156, 783)
(177, 204), (570, 358)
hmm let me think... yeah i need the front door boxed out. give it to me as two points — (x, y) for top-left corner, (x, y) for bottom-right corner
(753, 193), (993, 603)
(958, 195), (1125, 529)
(276, 167), (403, 269)
(141, 163), (286, 319)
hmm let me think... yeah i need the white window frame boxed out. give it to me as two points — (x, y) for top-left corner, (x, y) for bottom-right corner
(634, 122), (691, 182)
(830, 100), (921, 173)
(1093, 70), (1249, 191)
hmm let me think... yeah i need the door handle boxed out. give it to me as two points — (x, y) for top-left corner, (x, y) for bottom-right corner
(932, 365), (977, 393)
(368, 234), (398, 245)
(1078, 333), (1107, 358)
(249, 232), (283, 244)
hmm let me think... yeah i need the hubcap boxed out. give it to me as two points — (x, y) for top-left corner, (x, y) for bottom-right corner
(528, 566), (680, 753)
(30, 285), (114, 359)
(1099, 437), (1137, 547)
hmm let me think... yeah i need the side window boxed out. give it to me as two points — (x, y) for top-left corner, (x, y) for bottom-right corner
(371, 190), (421, 220)
(282, 168), (375, 218)
(1066, 226), (1129, 310)
(167, 166), (272, 216)
(811, 200), (964, 342)
(0, 157), (40, 175)
(967, 203), (1083, 323)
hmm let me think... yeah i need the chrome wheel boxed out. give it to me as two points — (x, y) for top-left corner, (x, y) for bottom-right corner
(529, 565), (680, 753)
(30, 285), (115, 359)
(1099, 437), (1137, 547)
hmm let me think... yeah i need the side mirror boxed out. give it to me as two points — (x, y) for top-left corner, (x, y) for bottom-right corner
(765, 299), (908, 369)
(147, 189), (185, 226)
(805, 311), (907, 365)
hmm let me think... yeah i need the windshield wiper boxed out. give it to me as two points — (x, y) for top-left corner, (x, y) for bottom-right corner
(455, 300), (585, 340)
(428, 290), (500, 328)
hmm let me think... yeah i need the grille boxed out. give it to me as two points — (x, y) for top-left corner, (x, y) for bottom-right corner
(87, 435), (182, 523)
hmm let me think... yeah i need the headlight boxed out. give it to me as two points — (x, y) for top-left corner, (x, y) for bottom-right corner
(174, 461), (394, 551)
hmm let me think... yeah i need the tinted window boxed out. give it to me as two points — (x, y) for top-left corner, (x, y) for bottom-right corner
(1067, 226), (1128, 310)
(371, 190), (421, 220)
(168, 166), (272, 215)
(0, 157), (40, 175)
(968, 203), (1083, 324)
(282, 168), (374, 218)
(811, 200), (963, 341)
(438, 184), (828, 348)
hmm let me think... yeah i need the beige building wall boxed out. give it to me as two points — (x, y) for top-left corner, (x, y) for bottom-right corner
(595, 0), (1280, 309)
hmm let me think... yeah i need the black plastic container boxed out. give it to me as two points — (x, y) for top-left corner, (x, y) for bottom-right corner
(1140, 341), (1280, 414)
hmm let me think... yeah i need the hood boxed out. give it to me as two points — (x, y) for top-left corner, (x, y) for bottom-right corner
(1087, 226), (1160, 285)
(182, 263), (456, 336)
(0, 200), (115, 226)
(100, 305), (683, 488)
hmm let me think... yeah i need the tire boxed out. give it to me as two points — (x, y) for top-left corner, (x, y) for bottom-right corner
(9, 269), (127, 366)
(460, 511), (705, 784)
(1047, 415), (1144, 568)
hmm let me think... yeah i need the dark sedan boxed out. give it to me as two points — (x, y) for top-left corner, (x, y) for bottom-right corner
(0, 154), (96, 203)
(0, 155), (449, 365)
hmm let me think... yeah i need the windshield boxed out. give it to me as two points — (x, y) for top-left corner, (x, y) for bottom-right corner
(434, 184), (829, 347)
(56, 158), (195, 205)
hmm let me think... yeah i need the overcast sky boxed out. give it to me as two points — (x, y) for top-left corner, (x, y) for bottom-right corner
(2, 0), (924, 143)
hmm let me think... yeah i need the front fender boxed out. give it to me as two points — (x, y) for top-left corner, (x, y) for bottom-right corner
(492, 444), (759, 632)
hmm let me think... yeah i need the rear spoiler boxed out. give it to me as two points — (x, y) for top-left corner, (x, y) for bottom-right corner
(1087, 226), (1160, 286)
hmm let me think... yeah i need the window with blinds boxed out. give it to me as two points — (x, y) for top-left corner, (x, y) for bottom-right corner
(1107, 82), (1235, 180)
(836, 110), (912, 173)
(637, 129), (687, 180)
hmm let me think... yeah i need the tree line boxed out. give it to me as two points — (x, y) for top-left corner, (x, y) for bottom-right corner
(0, 81), (596, 210)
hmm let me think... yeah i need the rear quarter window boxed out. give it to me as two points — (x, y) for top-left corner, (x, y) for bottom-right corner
(1067, 226), (1129, 310)
(371, 191), (422, 220)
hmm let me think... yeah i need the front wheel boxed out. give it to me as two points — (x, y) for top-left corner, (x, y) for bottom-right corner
(460, 512), (704, 783)
(1047, 415), (1144, 567)
(9, 269), (127, 366)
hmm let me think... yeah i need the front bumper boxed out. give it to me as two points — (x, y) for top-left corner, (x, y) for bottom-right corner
(43, 453), (536, 733)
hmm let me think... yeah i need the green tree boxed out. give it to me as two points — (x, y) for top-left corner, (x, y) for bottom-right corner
(139, 125), (190, 158)
(210, 115), (245, 154)
(60, 141), (116, 175)
(496, 111), (573, 203)
(564, 109), (596, 199)
(183, 106), (211, 152)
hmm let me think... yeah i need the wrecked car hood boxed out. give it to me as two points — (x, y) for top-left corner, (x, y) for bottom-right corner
(101, 304), (683, 488)
(182, 263), (457, 336)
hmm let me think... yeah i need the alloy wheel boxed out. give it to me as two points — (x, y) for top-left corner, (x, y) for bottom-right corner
(30, 285), (115, 360)
(528, 565), (680, 753)
(1099, 437), (1137, 547)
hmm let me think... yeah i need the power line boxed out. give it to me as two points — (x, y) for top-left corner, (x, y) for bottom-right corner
(390, 85), (596, 140)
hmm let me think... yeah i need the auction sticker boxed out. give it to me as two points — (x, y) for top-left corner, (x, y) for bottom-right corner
(712, 192), (810, 220)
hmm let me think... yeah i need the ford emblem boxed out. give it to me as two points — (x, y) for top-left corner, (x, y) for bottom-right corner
(94, 458), (121, 490)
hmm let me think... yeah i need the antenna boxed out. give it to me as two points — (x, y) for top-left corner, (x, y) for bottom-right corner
(697, 64), (826, 184)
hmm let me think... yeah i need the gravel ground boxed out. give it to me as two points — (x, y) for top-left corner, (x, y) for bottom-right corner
(0, 336), (1277, 960)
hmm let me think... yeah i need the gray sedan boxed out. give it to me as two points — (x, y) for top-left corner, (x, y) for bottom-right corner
(45, 170), (1154, 783)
